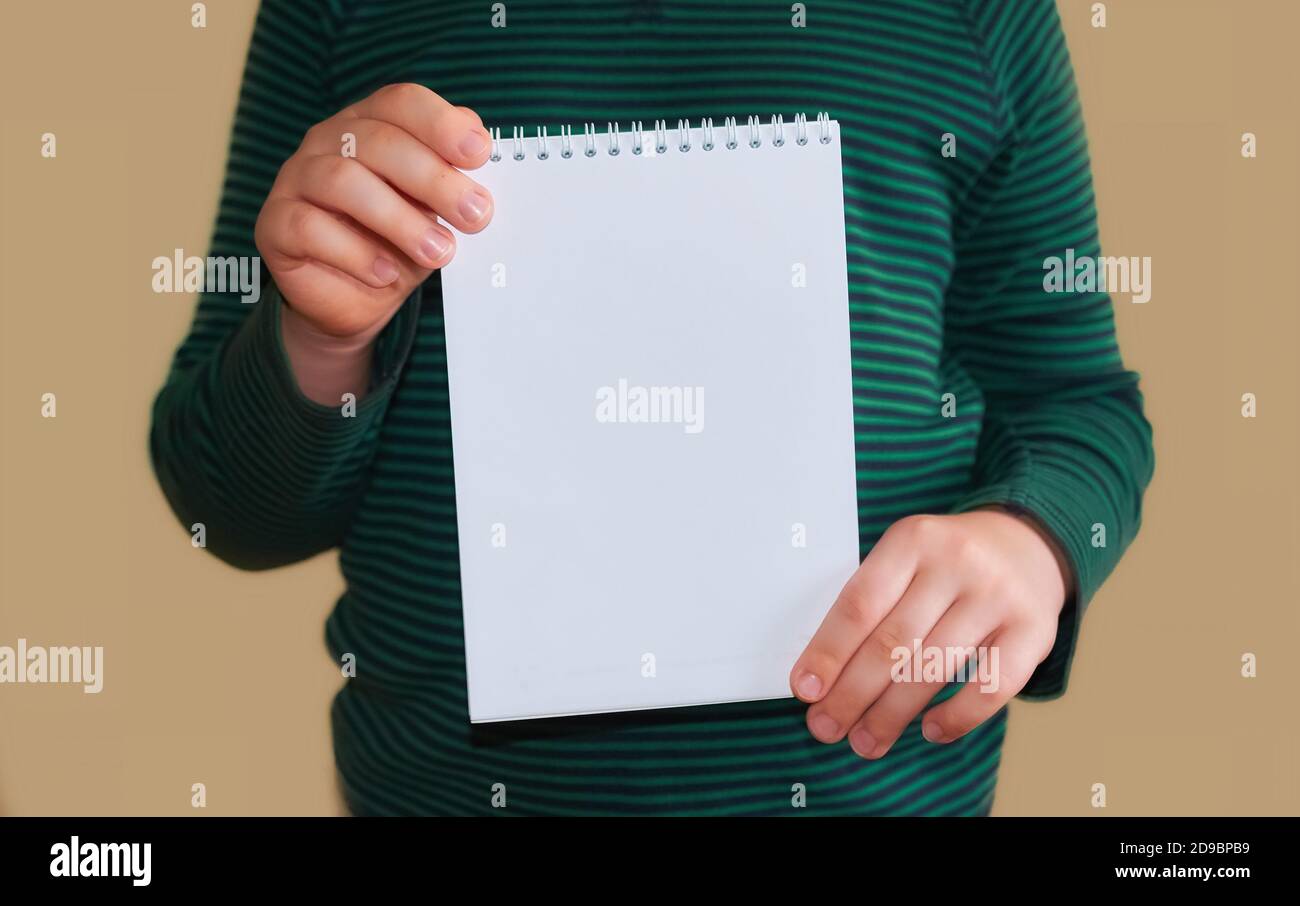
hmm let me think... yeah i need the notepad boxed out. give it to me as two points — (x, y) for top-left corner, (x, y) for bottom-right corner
(440, 115), (859, 722)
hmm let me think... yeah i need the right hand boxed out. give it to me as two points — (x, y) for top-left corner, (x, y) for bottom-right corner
(254, 82), (494, 343)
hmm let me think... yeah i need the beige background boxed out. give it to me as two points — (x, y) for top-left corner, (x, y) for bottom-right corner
(1, 0), (1296, 816)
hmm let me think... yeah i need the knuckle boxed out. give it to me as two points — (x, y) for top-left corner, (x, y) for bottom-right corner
(304, 120), (334, 146)
(254, 195), (278, 229)
(252, 214), (271, 257)
(948, 532), (983, 569)
(839, 590), (876, 629)
(381, 81), (432, 107)
(256, 197), (296, 251)
(1004, 590), (1039, 621)
(900, 513), (943, 545)
(364, 118), (404, 155)
(943, 520), (972, 551)
(948, 531), (996, 581)
(868, 622), (908, 661)
(316, 154), (359, 193)
(284, 202), (318, 238)
(271, 153), (300, 189)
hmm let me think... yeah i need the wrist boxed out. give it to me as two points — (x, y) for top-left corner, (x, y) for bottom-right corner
(279, 301), (378, 406)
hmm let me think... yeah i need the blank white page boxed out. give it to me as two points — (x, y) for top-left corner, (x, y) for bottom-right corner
(440, 118), (859, 722)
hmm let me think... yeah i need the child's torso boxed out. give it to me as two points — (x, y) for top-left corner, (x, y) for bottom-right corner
(325, 0), (1005, 816)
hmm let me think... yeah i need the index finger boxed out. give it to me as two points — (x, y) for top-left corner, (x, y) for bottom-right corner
(350, 82), (491, 170)
(788, 522), (919, 703)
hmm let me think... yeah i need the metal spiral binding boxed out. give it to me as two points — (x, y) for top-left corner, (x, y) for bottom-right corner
(488, 112), (831, 161)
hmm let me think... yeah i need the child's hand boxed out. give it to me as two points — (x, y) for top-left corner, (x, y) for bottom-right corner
(789, 509), (1070, 758)
(254, 83), (494, 342)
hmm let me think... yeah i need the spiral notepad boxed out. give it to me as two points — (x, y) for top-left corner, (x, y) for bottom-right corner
(441, 114), (860, 722)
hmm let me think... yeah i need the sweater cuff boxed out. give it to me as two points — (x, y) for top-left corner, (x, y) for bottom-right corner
(226, 280), (423, 431)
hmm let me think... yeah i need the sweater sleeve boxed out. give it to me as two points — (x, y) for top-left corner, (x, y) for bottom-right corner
(947, 0), (1156, 698)
(149, 0), (421, 570)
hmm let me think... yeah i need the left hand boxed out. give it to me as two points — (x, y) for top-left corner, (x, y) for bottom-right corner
(789, 509), (1071, 758)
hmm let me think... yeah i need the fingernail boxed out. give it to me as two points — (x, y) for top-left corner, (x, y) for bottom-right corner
(373, 256), (399, 284)
(809, 713), (840, 742)
(849, 727), (877, 757)
(922, 721), (946, 743)
(796, 672), (822, 700)
(459, 188), (491, 224)
(420, 229), (451, 265)
(459, 130), (489, 159)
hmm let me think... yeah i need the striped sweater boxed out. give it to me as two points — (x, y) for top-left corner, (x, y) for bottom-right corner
(151, 0), (1154, 815)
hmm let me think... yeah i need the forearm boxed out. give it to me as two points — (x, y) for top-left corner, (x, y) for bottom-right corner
(150, 284), (421, 569)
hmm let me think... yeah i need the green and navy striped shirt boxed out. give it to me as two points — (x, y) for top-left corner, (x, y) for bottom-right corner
(151, 0), (1154, 815)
